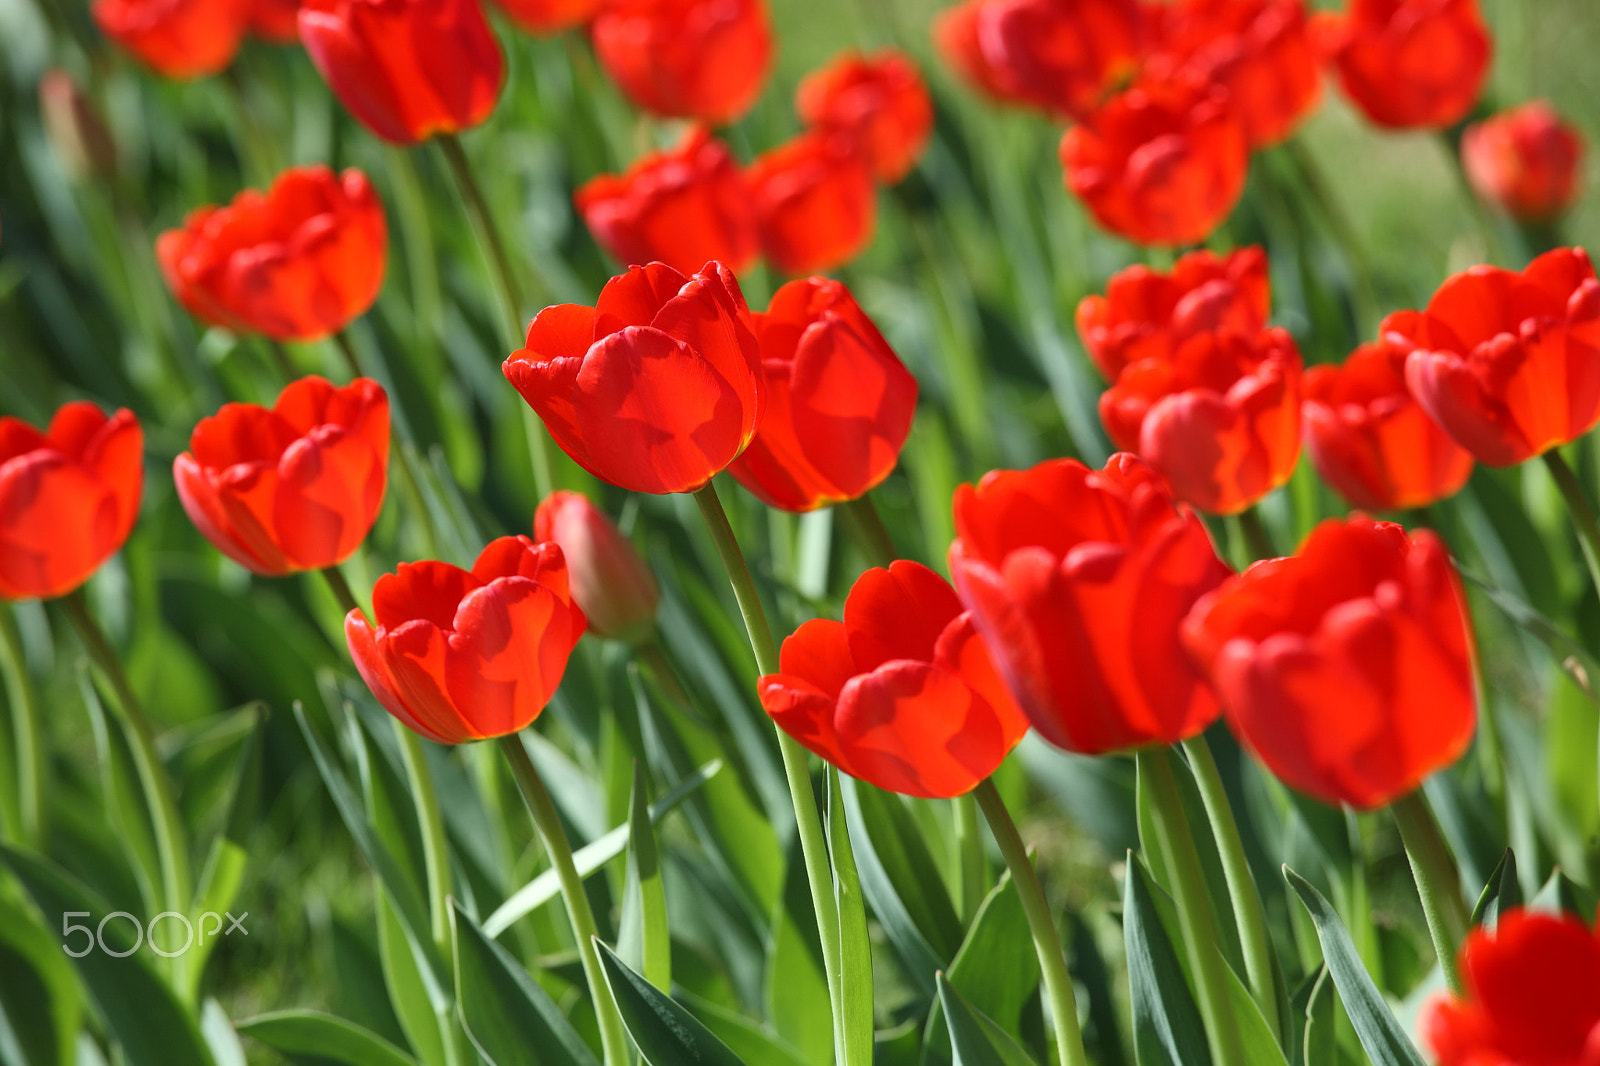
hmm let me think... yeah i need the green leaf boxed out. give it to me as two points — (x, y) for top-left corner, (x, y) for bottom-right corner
(1123, 855), (1211, 1066)
(675, 992), (809, 1066)
(236, 1011), (420, 1066)
(186, 710), (264, 998)
(78, 663), (161, 915)
(925, 867), (1041, 1062)
(1470, 850), (1520, 930)
(1529, 867), (1598, 919)
(765, 834), (832, 1066)
(1284, 867), (1425, 1066)
(0, 846), (214, 1066)
(376, 891), (448, 1066)
(0, 895), (80, 1066)
(449, 901), (600, 1066)
(1463, 571), (1600, 708)
(594, 939), (749, 1066)
(827, 770), (873, 1066)
(619, 761), (671, 992)
(935, 973), (1038, 1066)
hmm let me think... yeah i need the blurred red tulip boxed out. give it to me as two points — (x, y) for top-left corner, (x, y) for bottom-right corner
(1183, 516), (1476, 809)
(92, 0), (248, 79)
(591, 0), (773, 124)
(760, 560), (1029, 798)
(503, 261), (763, 495)
(796, 50), (934, 183)
(1304, 338), (1474, 511)
(299, 0), (504, 144)
(949, 453), (1230, 755)
(157, 165), (387, 343)
(493, 0), (601, 33)
(933, 0), (1144, 120)
(1462, 101), (1585, 224)
(729, 278), (918, 512)
(534, 491), (659, 641)
(1100, 326), (1303, 515)
(748, 133), (877, 276)
(575, 126), (758, 275)
(1312, 0), (1490, 129)
(1390, 247), (1600, 467)
(0, 404), (143, 601)
(1060, 77), (1248, 247)
(1144, 0), (1320, 148)
(1423, 907), (1600, 1066)
(1076, 245), (1269, 382)
(249, 0), (302, 41)
(346, 537), (586, 744)
(174, 376), (389, 576)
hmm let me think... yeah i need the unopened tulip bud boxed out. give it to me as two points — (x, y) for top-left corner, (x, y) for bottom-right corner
(39, 70), (118, 182)
(534, 491), (659, 642)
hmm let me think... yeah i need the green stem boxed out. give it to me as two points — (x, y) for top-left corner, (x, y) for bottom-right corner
(321, 565), (363, 618)
(1181, 736), (1281, 1043)
(972, 779), (1088, 1066)
(953, 791), (985, 924)
(498, 734), (629, 1066)
(264, 339), (297, 383)
(1542, 449), (1600, 597)
(636, 638), (698, 721)
(1136, 747), (1247, 1066)
(0, 605), (44, 845)
(1281, 139), (1381, 335)
(692, 481), (848, 1061)
(842, 495), (897, 568)
(1235, 506), (1277, 564)
(1392, 790), (1468, 996)
(331, 330), (365, 380)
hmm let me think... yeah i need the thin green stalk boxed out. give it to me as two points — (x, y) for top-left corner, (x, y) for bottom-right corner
(1392, 790), (1468, 996)
(636, 637), (698, 719)
(331, 330), (365, 380)
(842, 495), (897, 568)
(264, 339), (297, 382)
(1136, 747), (1247, 1066)
(0, 605), (44, 845)
(953, 791), (985, 924)
(1181, 736), (1281, 1043)
(972, 779), (1088, 1066)
(1235, 506), (1277, 564)
(692, 481), (849, 1062)
(499, 734), (629, 1066)
(1281, 139), (1381, 334)
(321, 565), (364, 620)
(1542, 449), (1600, 597)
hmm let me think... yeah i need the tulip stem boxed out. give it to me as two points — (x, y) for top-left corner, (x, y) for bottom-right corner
(1235, 506), (1277, 563)
(953, 790), (985, 924)
(842, 496), (897, 568)
(1181, 735), (1282, 1044)
(972, 779), (1089, 1066)
(321, 565), (363, 617)
(693, 480), (852, 1065)
(1135, 747), (1248, 1066)
(0, 605), (44, 846)
(331, 330), (364, 380)
(1542, 449), (1600, 597)
(498, 734), (630, 1066)
(1392, 789), (1468, 996)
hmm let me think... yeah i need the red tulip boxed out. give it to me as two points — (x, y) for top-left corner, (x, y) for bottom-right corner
(574, 126), (758, 276)
(249, 0), (302, 41)
(1304, 338), (1474, 511)
(1462, 101), (1585, 224)
(933, 0), (1144, 120)
(0, 404), (143, 601)
(157, 165), (387, 343)
(759, 560), (1029, 798)
(949, 453), (1230, 755)
(748, 133), (877, 276)
(503, 261), (763, 495)
(1423, 907), (1600, 1066)
(346, 537), (586, 744)
(1076, 245), (1270, 383)
(534, 491), (659, 641)
(1144, 0), (1321, 149)
(299, 0), (504, 145)
(796, 50), (934, 184)
(1390, 247), (1600, 467)
(174, 376), (389, 576)
(493, 0), (602, 34)
(1060, 77), (1249, 247)
(591, 0), (773, 124)
(1100, 326), (1303, 515)
(1183, 516), (1476, 809)
(92, 0), (248, 79)
(1311, 0), (1490, 130)
(728, 278), (918, 512)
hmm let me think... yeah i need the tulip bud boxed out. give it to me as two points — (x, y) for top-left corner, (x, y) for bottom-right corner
(534, 491), (659, 642)
(1462, 101), (1585, 224)
(39, 70), (118, 182)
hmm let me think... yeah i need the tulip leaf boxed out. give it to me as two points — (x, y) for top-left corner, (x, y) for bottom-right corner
(1462, 570), (1600, 707)
(78, 663), (162, 915)
(827, 769), (874, 1066)
(925, 868), (1040, 1060)
(235, 1010), (420, 1066)
(0, 895), (80, 1066)
(449, 901), (600, 1066)
(675, 991), (810, 1066)
(0, 845), (214, 1066)
(619, 760), (671, 992)
(483, 759), (721, 937)
(1123, 854), (1212, 1066)
(595, 938), (750, 1066)
(186, 710), (265, 999)
(1469, 849), (1520, 930)
(376, 890), (449, 1066)
(935, 972), (1038, 1066)
(1529, 867), (1598, 919)
(765, 833), (833, 1066)
(1283, 867), (1425, 1066)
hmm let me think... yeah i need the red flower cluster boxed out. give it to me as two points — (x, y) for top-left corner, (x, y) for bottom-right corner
(1081, 247), (1302, 515)
(1462, 101), (1585, 224)
(578, 50), (930, 276)
(1312, 0), (1491, 130)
